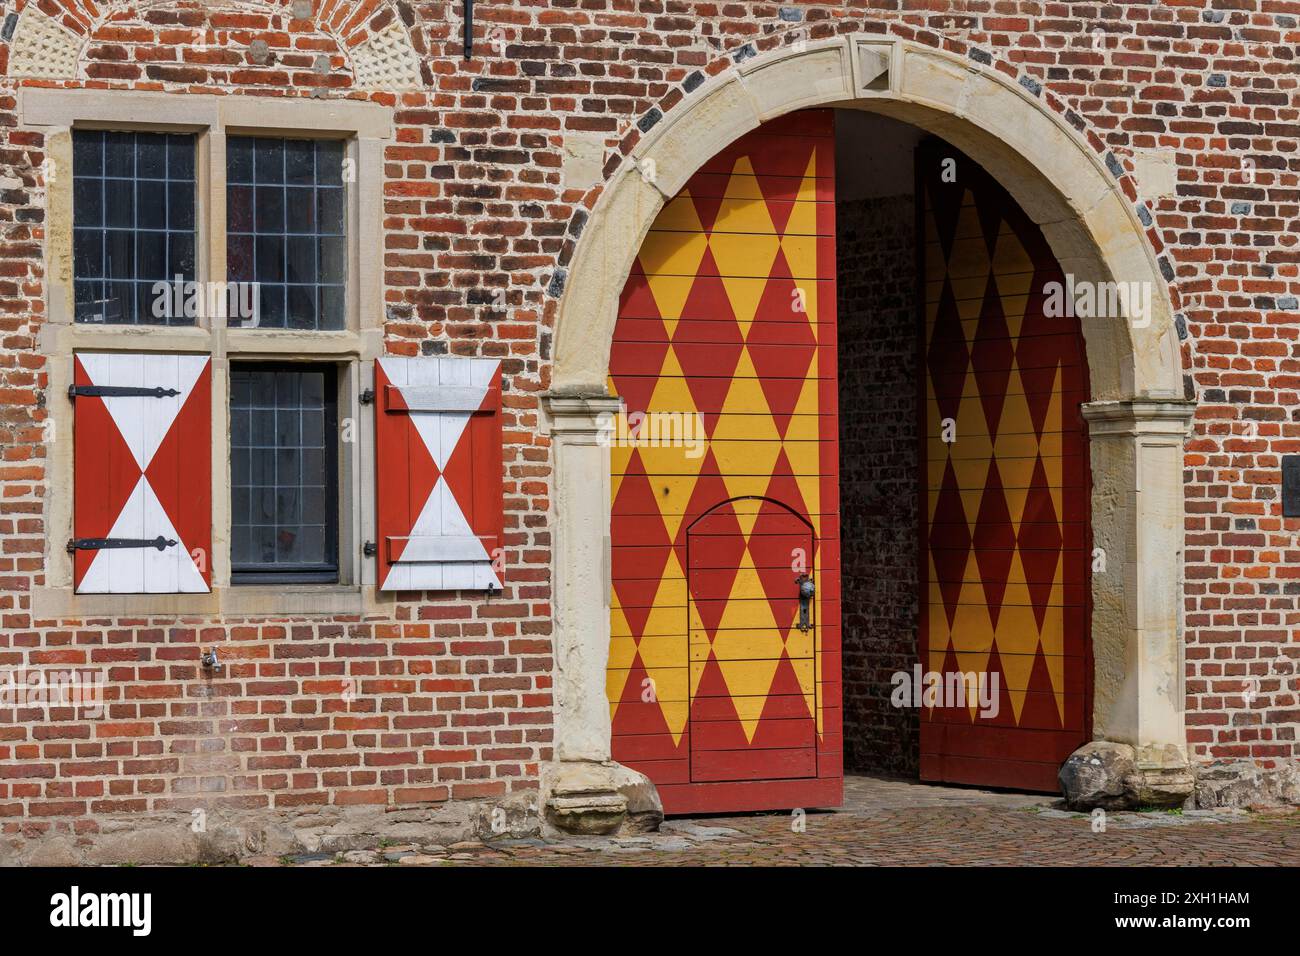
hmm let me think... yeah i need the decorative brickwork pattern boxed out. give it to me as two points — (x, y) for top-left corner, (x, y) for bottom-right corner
(350, 21), (422, 90)
(7, 5), (82, 79)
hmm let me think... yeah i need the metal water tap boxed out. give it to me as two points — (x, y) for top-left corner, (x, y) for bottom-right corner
(201, 648), (224, 674)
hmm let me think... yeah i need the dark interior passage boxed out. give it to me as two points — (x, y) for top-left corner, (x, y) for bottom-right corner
(834, 111), (923, 777)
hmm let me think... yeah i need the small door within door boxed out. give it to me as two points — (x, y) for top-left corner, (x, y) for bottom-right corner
(687, 497), (818, 783)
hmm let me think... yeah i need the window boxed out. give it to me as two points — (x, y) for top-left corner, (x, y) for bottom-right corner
(227, 137), (348, 330)
(230, 363), (339, 585)
(30, 90), (393, 610)
(72, 130), (197, 325)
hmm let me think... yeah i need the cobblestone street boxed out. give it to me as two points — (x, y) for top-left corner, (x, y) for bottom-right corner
(265, 775), (1300, 868)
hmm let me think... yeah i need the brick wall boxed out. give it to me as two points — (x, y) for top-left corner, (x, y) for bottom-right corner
(837, 192), (920, 777)
(0, 0), (1296, 854)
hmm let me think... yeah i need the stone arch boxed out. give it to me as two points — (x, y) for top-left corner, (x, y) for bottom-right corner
(543, 33), (1196, 830)
(2, 0), (424, 89)
(552, 34), (1182, 401)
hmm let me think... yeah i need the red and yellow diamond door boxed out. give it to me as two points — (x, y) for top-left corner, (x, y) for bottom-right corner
(918, 144), (1092, 792)
(607, 110), (842, 814)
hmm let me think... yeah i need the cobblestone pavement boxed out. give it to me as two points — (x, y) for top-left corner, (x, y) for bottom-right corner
(261, 775), (1300, 867)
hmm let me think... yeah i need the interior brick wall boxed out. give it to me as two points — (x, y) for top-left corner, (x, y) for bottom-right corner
(836, 192), (920, 778)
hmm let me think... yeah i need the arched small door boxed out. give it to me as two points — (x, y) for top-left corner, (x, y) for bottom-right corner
(687, 498), (818, 783)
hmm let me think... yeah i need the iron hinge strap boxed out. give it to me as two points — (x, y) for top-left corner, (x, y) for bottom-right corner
(67, 537), (178, 554)
(69, 385), (181, 401)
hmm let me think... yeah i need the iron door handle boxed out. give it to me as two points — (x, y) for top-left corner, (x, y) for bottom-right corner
(796, 574), (815, 632)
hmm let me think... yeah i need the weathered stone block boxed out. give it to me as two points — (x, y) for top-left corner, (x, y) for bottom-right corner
(1059, 741), (1137, 810)
(1060, 741), (1195, 810)
(1194, 761), (1300, 810)
(610, 763), (664, 834)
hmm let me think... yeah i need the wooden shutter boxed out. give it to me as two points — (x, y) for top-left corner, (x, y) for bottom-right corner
(72, 352), (213, 594)
(374, 356), (503, 592)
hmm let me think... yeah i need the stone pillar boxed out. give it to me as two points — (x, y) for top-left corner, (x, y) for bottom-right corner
(1072, 399), (1197, 806)
(539, 393), (662, 834)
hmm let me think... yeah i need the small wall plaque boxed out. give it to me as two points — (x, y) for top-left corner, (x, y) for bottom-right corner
(1283, 456), (1300, 517)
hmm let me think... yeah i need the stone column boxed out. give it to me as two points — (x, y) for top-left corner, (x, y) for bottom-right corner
(540, 393), (661, 834)
(1073, 399), (1197, 805)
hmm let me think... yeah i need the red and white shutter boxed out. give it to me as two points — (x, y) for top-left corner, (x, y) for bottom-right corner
(72, 353), (213, 594)
(375, 356), (504, 592)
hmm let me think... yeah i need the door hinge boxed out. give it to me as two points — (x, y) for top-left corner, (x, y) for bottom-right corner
(359, 389), (375, 406)
(363, 541), (378, 557)
(69, 384), (181, 401)
(68, 537), (178, 554)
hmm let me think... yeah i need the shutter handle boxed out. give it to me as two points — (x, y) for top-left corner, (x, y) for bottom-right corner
(363, 541), (378, 558)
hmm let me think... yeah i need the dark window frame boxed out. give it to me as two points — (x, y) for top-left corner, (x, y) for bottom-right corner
(229, 362), (340, 586)
(225, 135), (349, 331)
(71, 129), (199, 326)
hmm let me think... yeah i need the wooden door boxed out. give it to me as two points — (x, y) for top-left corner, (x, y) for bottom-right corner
(687, 498), (817, 783)
(606, 109), (842, 815)
(917, 143), (1091, 791)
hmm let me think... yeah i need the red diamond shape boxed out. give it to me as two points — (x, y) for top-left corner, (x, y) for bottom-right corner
(611, 451), (673, 641)
(929, 459), (972, 630)
(927, 280), (970, 425)
(746, 249), (817, 438)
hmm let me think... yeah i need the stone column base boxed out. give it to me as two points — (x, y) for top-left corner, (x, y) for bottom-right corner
(542, 760), (664, 836)
(1058, 741), (1194, 810)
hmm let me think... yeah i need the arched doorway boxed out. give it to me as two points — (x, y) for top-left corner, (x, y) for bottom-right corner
(603, 106), (1096, 810)
(542, 35), (1193, 830)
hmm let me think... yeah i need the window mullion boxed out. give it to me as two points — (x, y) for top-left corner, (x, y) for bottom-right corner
(204, 128), (227, 327)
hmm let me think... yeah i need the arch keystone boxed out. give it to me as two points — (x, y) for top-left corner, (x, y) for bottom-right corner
(851, 38), (895, 94)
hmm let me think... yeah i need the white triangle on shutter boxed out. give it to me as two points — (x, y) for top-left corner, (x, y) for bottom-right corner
(77, 476), (207, 595)
(77, 353), (207, 469)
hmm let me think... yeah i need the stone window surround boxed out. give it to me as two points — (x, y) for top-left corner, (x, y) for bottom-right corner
(23, 89), (395, 620)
